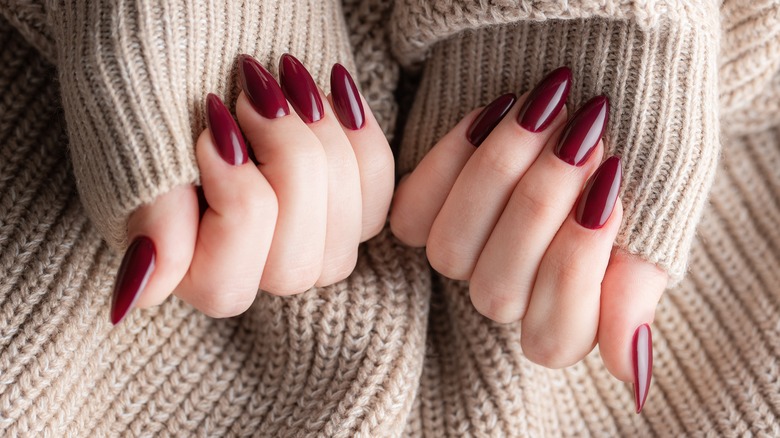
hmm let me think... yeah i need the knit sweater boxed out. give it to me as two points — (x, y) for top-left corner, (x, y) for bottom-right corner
(0, 0), (778, 436)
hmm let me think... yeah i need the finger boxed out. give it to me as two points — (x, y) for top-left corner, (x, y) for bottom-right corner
(521, 157), (622, 368)
(174, 95), (277, 318)
(236, 56), (328, 294)
(427, 67), (572, 280)
(112, 184), (198, 324)
(470, 96), (608, 323)
(278, 54), (362, 286)
(598, 250), (667, 413)
(390, 93), (517, 247)
(329, 63), (395, 242)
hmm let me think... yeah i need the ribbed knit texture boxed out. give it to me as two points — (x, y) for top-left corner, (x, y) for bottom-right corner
(0, 0), (778, 436)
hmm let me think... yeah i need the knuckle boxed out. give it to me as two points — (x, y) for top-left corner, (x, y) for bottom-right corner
(510, 184), (559, 220)
(199, 287), (256, 318)
(469, 280), (526, 323)
(231, 185), (278, 220)
(521, 328), (581, 369)
(262, 269), (319, 296)
(426, 239), (471, 280)
(390, 209), (425, 247)
(478, 145), (524, 180)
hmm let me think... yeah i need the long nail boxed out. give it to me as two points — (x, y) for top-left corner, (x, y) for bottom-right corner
(555, 95), (609, 166)
(575, 156), (622, 229)
(238, 54), (289, 119)
(111, 236), (156, 325)
(633, 323), (653, 413)
(279, 54), (324, 123)
(517, 67), (572, 132)
(466, 93), (517, 146)
(330, 63), (365, 130)
(206, 94), (248, 165)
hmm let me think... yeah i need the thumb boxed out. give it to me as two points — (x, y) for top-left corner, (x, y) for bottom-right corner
(111, 185), (198, 324)
(598, 249), (668, 413)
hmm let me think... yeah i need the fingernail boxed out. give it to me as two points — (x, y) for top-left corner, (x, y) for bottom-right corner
(111, 236), (156, 325)
(279, 54), (324, 123)
(517, 67), (572, 132)
(206, 94), (248, 165)
(632, 323), (653, 414)
(575, 156), (622, 229)
(555, 95), (609, 166)
(330, 63), (365, 130)
(466, 93), (517, 146)
(238, 54), (290, 119)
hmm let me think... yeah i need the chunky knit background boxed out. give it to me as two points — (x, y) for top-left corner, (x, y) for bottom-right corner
(0, 0), (778, 436)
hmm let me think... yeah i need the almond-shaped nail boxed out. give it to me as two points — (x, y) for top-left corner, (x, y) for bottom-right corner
(206, 94), (248, 165)
(238, 54), (289, 119)
(517, 67), (572, 132)
(111, 236), (156, 325)
(330, 63), (365, 130)
(633, 323), (653, 413)
(279, 54), (324, 123)
(575, 156), (622, 229)
(555, 95), (609, 166)
(466, 93), (517, 146)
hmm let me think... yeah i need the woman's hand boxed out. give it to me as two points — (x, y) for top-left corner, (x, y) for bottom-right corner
(111, 55), (393, 322)
(389, 68), (666, 413)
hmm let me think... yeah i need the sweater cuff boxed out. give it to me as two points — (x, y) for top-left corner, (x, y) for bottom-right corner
(48, 0), (355, 249)
(396, 18), (720, 284)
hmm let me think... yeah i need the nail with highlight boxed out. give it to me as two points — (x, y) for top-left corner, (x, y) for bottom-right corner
(555, 95), (609, 166)
(517, 67), (572, 132)
(575, 156), (622, 229)
(111, 236), (156, 325)
(467, 93), (517, 146)
(206, 94), (248, 166)
(279, 54), (324, 123)
(330, 63), (365, 130)
(238, 54), (289, 119)
(632, 323), (653, 413)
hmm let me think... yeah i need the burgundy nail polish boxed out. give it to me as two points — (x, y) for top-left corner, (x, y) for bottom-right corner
(111, 236), (156, 325)
(576, 156), (622, 229)
(330, 63), (365, 130)
(238, 54), (290, 119)
(517, 67), (572, 132)
(555, 95), (609, 166)
(279, 54), (324, 123)
(206, 94), (248, 166)
(632, 323), (653, 414)
(466, 93), (517, 147)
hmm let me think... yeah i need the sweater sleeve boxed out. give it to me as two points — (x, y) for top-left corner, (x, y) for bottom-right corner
(391, 1), (722, 283)
(31, 0), (355, 250)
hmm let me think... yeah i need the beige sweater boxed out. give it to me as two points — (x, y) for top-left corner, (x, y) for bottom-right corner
(0, 0), (778, 435)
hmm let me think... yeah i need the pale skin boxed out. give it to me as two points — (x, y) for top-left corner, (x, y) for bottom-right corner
(125, 75), (666, 389)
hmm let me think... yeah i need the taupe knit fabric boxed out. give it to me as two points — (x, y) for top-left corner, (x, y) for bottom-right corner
(0, 0), (778, 436)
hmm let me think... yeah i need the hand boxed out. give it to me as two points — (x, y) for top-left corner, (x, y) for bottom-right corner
(111, 55), (393, 323)
(389, 68), (666, 413)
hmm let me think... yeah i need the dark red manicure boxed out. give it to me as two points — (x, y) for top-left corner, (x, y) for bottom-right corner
(279, 54), (324, 123)
(206, 94), (248, 166)
(111, 236), (156, 325)
(330, 63), (365, 130)
(467, 93), (517, 147)
(575, 156), (621, 229)
(555, 95), (609, 166)
(632, 323), (653, 414)
(517, 67), (572, 132)
(238, 54), (289, 119)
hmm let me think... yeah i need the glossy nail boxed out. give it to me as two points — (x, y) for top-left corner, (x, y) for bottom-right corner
(555, 95), (609, 166)
(467, 93), (517, 146)
(330, 63), (365, 130)
(206, 94), (248, 165)
(575, 156), (622, 229)
(238, 54), (289, 119)
(517, 67), (572, 132)
(279, 54), (324, 123)
(111, 236), (156, 325)
(632, 323), (653, 414)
